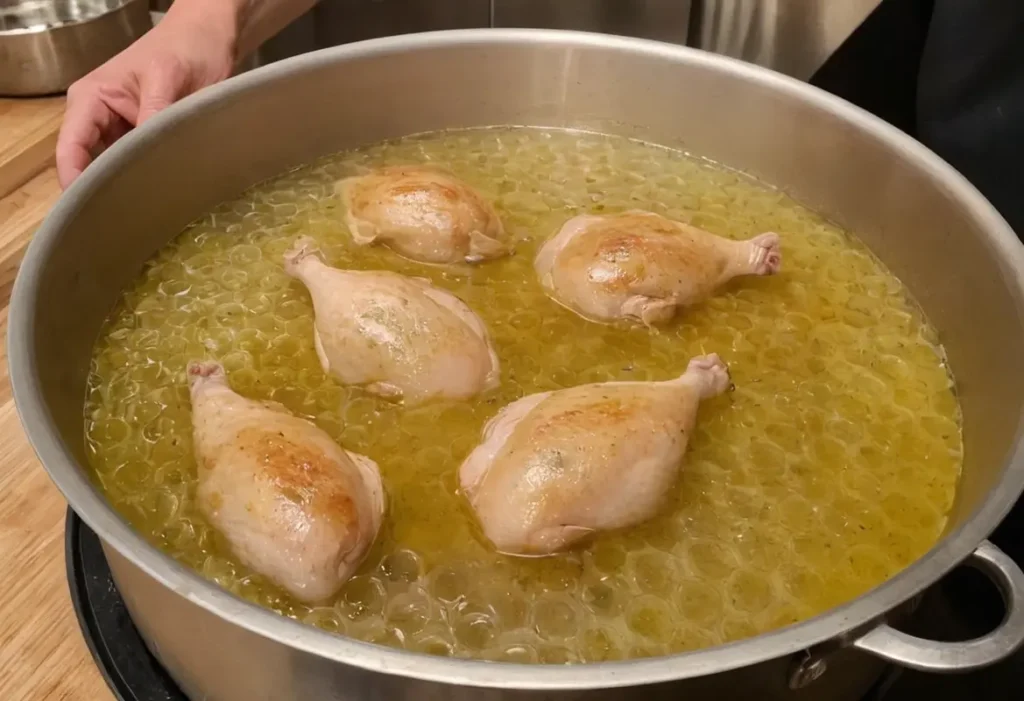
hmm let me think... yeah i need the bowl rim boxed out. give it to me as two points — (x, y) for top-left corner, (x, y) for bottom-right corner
(0, 0), (143, 37)
(10, 27), (1024, 690)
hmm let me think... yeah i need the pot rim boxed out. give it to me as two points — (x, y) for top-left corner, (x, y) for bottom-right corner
(10, 28), (1024, 690)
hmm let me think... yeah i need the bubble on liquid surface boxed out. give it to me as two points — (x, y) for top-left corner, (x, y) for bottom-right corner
(85, 127), (962, 663)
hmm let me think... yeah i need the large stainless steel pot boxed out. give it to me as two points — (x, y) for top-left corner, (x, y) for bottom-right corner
(9, 29), (1024, 701)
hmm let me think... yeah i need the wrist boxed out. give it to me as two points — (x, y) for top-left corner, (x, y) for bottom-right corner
(161, 0), (246, 66)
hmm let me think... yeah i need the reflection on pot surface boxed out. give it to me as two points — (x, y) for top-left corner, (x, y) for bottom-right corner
(11, 29), (1024, 701)
(85, 126), (960, 662)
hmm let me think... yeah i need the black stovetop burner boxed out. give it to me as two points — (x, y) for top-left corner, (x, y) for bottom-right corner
(66, 510), (1020, 701)
(66, 511), (186, 701)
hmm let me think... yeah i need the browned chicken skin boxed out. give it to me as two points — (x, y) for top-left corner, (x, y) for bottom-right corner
(188, 361), (384, 603)
(283, 237), (500, 403)
(459, 354), (731, 556)
(535, 210), (781, 325)
(337, 165), (509, 264)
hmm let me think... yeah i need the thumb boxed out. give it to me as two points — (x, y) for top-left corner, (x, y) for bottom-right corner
(136, 60), (189, 126)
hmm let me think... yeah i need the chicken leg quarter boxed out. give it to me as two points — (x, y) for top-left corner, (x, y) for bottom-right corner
(459, 354), (731, 555)
(283, 237), (501, 404)
(534, 210), (782, 326)
(337, 165), (509, 264)
(188, 361), (384, 603)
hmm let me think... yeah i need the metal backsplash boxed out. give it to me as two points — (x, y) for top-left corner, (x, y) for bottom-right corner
(256, 0), (693, 65)
(691, 0), (882, 81)
(149, 0), (880, 81)
(491, 0), (693, 45)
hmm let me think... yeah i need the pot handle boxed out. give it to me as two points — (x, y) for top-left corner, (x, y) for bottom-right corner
(852, 540), (1024, 672)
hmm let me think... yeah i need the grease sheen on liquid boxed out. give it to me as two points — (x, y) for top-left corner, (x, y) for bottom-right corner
(84, 128), (962, 663)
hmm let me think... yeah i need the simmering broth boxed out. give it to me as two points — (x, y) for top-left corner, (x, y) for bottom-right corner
(84, 128), (961, 663)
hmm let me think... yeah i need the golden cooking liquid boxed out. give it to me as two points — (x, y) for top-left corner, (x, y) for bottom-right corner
(84, 128), (962, 663)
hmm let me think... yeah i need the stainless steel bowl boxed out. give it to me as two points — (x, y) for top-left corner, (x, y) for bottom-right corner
(0, 0), (151, 96)
(10, 29), (1024, 701)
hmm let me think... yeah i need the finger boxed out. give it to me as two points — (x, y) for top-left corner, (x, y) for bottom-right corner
(56, 88), (114, 189)
(93, 115), (134, 162)
(105, 115), (133, 145)
(137, 61), (187, 126)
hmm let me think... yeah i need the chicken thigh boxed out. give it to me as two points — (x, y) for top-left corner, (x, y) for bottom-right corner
(534, 210), (781, 326)
(337, 165), (509, 264)
(284, 237), (500, 403)
(188, 361), (384, 603)
(459, 354), (731, 555)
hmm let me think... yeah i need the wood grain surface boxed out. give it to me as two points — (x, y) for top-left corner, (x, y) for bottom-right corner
(0, 98), (113, 701)
(0, 99), (64, 201)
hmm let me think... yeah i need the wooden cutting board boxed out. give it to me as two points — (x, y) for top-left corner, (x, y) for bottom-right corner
(0, 98), (65, 201)
(0, 98), (114, 699)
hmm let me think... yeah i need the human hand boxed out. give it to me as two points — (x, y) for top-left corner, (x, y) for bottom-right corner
(56, 5), (238, 189)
